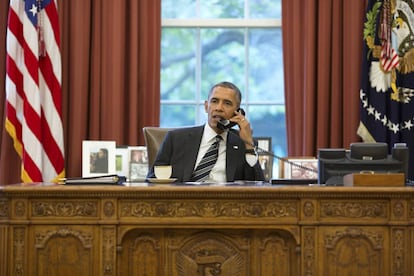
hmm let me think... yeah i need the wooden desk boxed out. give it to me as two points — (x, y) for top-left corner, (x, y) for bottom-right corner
(1, 183), (414, 275)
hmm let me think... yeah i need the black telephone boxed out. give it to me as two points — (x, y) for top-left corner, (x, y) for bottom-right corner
(217, 108), (246, 130)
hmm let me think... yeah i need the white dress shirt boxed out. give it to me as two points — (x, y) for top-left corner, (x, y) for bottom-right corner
(193, 124), (257, 182)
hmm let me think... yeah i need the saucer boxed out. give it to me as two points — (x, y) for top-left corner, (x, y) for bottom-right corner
(147, 178), (177, 184)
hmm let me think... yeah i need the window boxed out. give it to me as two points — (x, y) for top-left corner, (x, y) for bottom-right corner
(161, 0), (285, 177)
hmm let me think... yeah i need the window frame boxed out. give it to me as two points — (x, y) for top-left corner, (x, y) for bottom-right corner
(161, 18), (283, 123)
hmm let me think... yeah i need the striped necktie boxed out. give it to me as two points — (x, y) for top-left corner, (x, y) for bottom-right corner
(191, 135), (222, 182)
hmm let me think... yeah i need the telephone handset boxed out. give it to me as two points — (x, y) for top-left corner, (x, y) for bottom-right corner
(217, 108), (246, 130)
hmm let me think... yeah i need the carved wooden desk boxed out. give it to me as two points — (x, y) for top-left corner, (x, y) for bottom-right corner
(1, 183), (414, 275)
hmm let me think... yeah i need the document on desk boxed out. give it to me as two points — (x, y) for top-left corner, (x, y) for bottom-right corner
(180, 182), (211, 186)
(180, 181), (269, 186)
(59, 174), (126, 185)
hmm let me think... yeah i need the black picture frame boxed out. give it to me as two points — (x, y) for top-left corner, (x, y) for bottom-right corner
(254, 137), (272, 181)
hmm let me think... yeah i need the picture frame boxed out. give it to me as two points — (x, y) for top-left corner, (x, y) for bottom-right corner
(254, 137), (272, 181)
(115, 146), (129, 178)
(255, 137), (271, 152)
(129, 163), (148, 181)
(280, 158), (318, 179)
(128, 146), (148, 181)
(82, 140), (116, 177)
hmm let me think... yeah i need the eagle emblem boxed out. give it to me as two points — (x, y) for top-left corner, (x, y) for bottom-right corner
(364, 0), (414, 103)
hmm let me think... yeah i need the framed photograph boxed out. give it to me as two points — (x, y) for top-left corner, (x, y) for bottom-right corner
(258, 155), (272, 181)
(254, 137), (272, 181)
(128, 146), (148, 181)
(82, 140), (116, 177)
(280, 158), (318, 179)
(128, 146), (148, 164)
(129, 163), (148, 181)
(115, 146), (129, 178)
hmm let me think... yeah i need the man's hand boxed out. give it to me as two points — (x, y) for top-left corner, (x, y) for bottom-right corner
(230, 110), (254, 149)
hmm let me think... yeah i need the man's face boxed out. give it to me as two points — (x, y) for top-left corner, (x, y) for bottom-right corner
(204, 86), (240, 132)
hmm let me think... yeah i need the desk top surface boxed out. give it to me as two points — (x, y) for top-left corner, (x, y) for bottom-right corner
(1, 182), (414, 199)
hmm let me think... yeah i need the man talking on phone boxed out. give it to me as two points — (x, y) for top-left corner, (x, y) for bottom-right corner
(147, 81), (264, 183)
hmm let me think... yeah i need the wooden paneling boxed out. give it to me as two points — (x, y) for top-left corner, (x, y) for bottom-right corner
(1, 184), (414, 275)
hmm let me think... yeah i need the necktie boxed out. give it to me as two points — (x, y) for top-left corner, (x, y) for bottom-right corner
(191, 135), (222, 182)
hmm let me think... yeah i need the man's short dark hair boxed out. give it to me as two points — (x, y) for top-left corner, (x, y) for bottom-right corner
(208, 81), (242, 104)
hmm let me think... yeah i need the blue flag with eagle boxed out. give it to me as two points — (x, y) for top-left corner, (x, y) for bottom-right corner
(358, 0), (414, 180)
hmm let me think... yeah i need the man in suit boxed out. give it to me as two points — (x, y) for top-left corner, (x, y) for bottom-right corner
(147, 81), (264, 183)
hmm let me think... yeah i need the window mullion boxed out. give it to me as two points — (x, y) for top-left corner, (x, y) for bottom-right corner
(244, 28), (249, 111)
(196, 28), (202, 124)
(162, 19), (281, 28)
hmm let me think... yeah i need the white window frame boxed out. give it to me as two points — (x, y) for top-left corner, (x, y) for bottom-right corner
(161, 18), (282, 123)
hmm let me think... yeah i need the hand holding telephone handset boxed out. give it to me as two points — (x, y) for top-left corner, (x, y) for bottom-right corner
(218, 108), (318, 179)
(217, 108), (246, 130)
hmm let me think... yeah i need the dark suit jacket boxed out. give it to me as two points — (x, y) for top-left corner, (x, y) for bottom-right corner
(147, 125), (265, 182)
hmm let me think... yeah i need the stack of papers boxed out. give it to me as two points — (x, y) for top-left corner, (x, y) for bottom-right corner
(60, 175), (126, 185)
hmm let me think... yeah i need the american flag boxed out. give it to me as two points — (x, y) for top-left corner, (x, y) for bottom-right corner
(379, 0), (399, 72)
(5, 0), (65, 183)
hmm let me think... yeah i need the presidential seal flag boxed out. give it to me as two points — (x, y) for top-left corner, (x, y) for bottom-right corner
(358, 0), (414, 180)
(5, 0), (65, 183)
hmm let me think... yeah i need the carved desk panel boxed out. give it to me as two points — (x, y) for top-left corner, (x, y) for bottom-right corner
(1, 184), (414, 275)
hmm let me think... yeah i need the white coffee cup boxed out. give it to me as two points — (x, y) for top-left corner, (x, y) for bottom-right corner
(154, 165), (172, 179)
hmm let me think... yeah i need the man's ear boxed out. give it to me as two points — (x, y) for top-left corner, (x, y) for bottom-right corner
(204, 100), (208, 112)
(232, 107), (240, 116)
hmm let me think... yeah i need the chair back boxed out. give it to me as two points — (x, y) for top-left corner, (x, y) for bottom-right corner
(143, 127), (174, 168)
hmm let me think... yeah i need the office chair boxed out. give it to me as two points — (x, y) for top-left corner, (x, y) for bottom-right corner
(142, 127), (174, 168)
